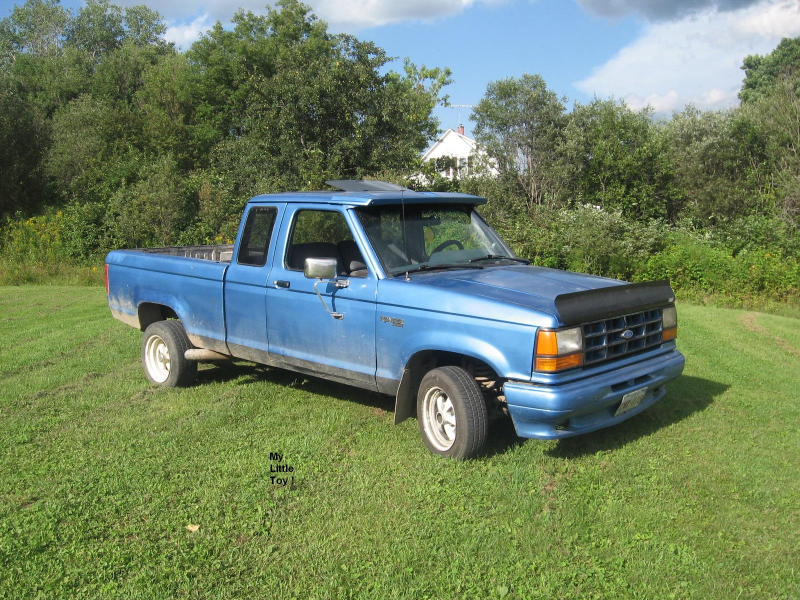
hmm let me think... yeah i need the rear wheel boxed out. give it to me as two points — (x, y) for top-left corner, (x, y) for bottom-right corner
(417, 366), (488, 459)
(141, 321), (197, 387)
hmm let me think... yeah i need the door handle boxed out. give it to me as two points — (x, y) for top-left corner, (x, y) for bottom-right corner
(274, 280), (290, 289)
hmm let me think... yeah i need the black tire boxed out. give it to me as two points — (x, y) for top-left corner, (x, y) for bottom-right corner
(141, 320), (198, 387)
(416, 366), (488, 459)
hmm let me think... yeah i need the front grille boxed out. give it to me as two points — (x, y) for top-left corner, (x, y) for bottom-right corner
(582, 308), (663, 366)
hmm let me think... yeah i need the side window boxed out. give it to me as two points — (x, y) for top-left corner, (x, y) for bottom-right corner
(286, 210), (367, 277)
(237, 206), (278, 266)
(291, 210), (353, 245)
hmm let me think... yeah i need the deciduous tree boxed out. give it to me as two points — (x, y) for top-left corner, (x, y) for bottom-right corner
(740, 36), (800, 104)
(471, 73), (567, 211)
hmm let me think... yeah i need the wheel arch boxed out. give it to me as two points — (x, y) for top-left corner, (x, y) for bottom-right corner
(393, 349), (500, 425)
(137, 302), (180, 331)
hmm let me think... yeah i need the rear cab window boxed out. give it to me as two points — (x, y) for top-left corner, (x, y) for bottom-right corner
(237, 206), (278, 266)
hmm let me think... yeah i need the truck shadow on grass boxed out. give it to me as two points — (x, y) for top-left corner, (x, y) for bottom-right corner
(543, 375), (729, 459)
(196, 366), (726, 460)
(196, 362), (396, 412)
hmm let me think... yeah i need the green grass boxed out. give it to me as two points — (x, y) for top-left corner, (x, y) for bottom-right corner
(1, 286), (798, 599)
(674, 288), (800, 319)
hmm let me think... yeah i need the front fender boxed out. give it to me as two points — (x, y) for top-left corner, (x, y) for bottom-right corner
(396, 332), (512, 381)
(378, 311), (537, 425)
(389, 336), (510, 426)
(377, 308), (536, 385)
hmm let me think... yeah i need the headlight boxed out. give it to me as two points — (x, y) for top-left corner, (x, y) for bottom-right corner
(662, 305), (677, 341)
(534, 326), (583, 372)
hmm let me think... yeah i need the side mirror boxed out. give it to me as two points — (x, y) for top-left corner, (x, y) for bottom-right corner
(303, 257), (347, 320)
(304, 257), (337, 280)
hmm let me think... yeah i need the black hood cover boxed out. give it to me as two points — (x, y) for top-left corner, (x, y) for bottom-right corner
(554, 280), (675, 326)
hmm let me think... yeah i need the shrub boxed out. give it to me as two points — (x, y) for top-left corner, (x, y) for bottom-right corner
(1, 212), (69, 263)
(487, 203), (799, 303)
(61, 202), (114, 261)
(497, 204), (667, 280)
(106, 156), (191, 248)
(642, 231), (800, 300)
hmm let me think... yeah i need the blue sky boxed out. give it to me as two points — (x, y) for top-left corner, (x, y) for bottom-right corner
(358, 1), (642, 134)
(3, 0), (800, 136)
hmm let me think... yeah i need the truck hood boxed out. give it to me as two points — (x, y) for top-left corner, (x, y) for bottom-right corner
(427, 265), (624, 299)
(381, 265), (675, 328)
(378, 265), (625, 329)
(410, 264), (623, 308)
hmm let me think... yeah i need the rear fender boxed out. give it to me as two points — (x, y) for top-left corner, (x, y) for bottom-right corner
(135, 288), (191, 331)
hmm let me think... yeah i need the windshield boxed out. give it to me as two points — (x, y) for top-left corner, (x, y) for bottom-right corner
(355, 204), (517, 276)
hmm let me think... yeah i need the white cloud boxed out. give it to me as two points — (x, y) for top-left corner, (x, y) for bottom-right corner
(575, 0), (800, 113)
(624, 90), (679, 112)
(122, 0), (502, 43)
(164, 14), (212, 49)
(316, 0), (491, 30)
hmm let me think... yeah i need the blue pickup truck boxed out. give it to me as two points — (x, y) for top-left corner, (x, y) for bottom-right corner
(106, 180), (684, 458)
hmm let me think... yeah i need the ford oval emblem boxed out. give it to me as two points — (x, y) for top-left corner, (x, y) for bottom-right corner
(621, 329), (634, 339)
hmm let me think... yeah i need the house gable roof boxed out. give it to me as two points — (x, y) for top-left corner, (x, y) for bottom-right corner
(421, 128), (479, 161)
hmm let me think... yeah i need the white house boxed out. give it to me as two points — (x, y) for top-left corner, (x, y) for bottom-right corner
(420, 125), (496, 180)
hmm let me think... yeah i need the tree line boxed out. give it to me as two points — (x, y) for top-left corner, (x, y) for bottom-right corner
(464, 46), (799, 228)
(0, 0), (450, 251)
(1, 0), (798, 301)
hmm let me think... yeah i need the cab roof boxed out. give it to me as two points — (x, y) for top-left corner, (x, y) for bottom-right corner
(247, 190), (488, 207)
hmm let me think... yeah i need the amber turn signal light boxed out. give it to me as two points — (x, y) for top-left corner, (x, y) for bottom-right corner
(662, 327), (677, 342)
(535, 330), (559, 356)
(535, 353), (583, 372)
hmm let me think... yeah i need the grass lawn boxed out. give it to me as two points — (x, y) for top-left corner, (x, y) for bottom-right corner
(0, 286), (798, 599)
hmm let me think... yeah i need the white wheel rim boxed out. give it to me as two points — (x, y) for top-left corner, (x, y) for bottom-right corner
(422, 386), (456, 451)
(145, 334), (170, 383)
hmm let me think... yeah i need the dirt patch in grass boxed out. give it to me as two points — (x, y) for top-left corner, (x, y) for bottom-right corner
(741, 313), (800, 357)
(25, 372), (101, 400)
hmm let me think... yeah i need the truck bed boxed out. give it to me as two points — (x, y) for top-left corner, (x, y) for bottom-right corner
(106, 246), (230, 347)
(137, 244), (234, 263)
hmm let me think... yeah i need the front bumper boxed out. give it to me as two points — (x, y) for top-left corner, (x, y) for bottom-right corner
(504, 349), (685, 439)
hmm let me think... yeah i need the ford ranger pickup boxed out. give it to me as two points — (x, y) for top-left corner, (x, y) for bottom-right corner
(105, 180), (685, 459)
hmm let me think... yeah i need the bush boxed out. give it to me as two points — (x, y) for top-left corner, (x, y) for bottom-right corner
(1, 212), (69, 263)
(2, 195), (798, 306)
(641, 232), (736, 290)
(106, 156), (191, 248)
(710, 214), (800, 257)
(0, 210), (105, 285)
(61, 202), (114, 262)
(0, 261), (103, 286)
(642, 231), (799, 300)
(486, 203), (799, 304)
(497, 204), (667, 280)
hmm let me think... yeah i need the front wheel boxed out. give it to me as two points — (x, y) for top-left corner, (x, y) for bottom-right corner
(141, 321), (197, 387)
(417, 366), (488, 459)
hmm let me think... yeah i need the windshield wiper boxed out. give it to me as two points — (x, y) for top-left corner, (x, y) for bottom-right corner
(398, 263), (485, 276)
(468, 255), (530, 264)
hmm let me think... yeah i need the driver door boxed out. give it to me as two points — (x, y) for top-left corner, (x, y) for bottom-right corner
(266, 205), (378, 388)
